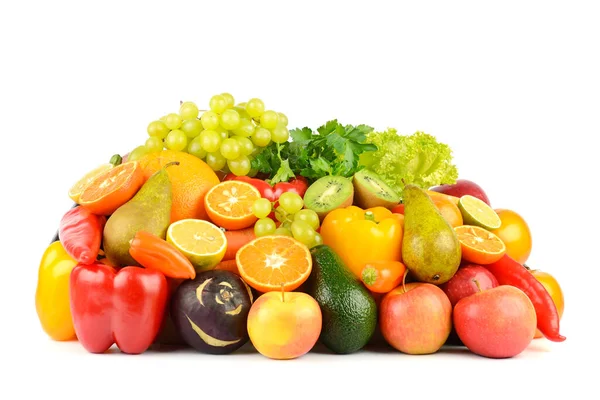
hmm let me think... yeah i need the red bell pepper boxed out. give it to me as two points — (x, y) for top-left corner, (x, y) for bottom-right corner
(483, 254), (566, 342)
(69, 262), (168, 354)
(58, 206), (106, 265)
(224, 173), (309, 202)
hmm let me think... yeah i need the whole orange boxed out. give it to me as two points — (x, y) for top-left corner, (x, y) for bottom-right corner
(138, 150), (220, 223)
(432, 197), (463, 228)
(531, 270), (564, 339)
(490, 209), (532, 264)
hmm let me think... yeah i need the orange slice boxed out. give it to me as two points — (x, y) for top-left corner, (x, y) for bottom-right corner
(79, 161), (144, 215)
(454, 225), (506, 265)
(68, 163), (114, 203)
(236, 236), (312, 292)
(204, 181), (261, 230)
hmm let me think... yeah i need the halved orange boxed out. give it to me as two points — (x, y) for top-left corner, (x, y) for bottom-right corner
(236, 236), (312, 292)
(68, 163), (114, 203)
(454, 225), (506, 265)
(79, 161), (144, 215)
(204, 181), (261, 230)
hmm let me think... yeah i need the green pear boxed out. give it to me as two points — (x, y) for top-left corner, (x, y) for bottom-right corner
(401, 184), (461, 284)
(103, 162), (177, 267)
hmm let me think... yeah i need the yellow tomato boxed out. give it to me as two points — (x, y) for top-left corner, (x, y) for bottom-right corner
(490, 209), (532, 264)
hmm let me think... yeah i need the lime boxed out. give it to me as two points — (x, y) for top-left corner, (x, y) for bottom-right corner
(458, 195), (502, 230)
(68, 163), (114, 203)
(166, 219), (227, 272)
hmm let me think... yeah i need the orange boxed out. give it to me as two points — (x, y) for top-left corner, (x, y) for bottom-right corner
(490, 209), (532, 264)
(79, 161), (144, 215)
(433, 197), (463, 228)
(138, 150), (220, 223)
(204, 181), (261, 230)
(454, 225), (506, 265)
(531, 270), (564, 338)
(236, 236), (312, 292)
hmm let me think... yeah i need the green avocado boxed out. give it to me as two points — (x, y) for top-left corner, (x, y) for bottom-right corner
(304, 245), (377, 354)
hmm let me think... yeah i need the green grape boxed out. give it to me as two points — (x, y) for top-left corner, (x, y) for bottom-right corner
(220, 109), (241, 130)
(281, 220), (292, 230)
(278, 192), (304, 214)
(294, 209), (320, 230)
(179, 101), (199, 120)
(201, 111), (220, 130)
(164, 113), (182, 130)
(232, 136), (254, 156)
(233, 118), (256, 137)
(311, 232), (323, 247)
(145, 136), (164, 153)
(206, 152), (227, 171)
(209, 94), (227, 114)
(215, 126), (229, 140)
(251, 127), (271, 147)
(227, 155), (251, 176)
(248, 168), (258, 178)
(254, 218), (277, 237)
(199, 130), (222, 153)
(252, 198), (272, 219)
(260, 110), (279, 130)
(233, 105), (251, 120)
(271, 126), (290, 143)
(220, 138), (241, 160)
(159, 115), (168, 122)
(245, 98), (265, 118)
(180, 119), (203, 139)
(291, 220), (317, 246)
(278, 112), (288, 127)
(274, 206), (289, 223)
(165, 129), (188, 151)
(221, 93), (235, 109)
(147, 120), (170, 139)
(187, 136), (207, 159)
(274, 227), (293, 237)
(128, 145), (150, 162)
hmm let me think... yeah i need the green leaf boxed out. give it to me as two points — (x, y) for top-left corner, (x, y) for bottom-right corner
(310, 157), (332, 176)
(289, 127), (313, 143)
(269, 159), (295, 185)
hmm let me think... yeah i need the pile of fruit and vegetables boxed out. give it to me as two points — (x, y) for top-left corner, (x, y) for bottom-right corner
(35, 93), (566, 360)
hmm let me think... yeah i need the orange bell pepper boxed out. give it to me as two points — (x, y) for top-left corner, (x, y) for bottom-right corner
(320, 206), (403, 279)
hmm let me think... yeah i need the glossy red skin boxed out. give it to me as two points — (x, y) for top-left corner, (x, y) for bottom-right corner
(430, 179), (491, 206)
(224, 173), (309, 202)
(440, 265), (499, 306)
(391, 204), (404, 215)
(453, 285), (536, 358)
(70, 263), (168, 354)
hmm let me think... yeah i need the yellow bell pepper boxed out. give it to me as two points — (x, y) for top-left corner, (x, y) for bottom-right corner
(320, 206), (403, 279)
(35, 241), (77, 341)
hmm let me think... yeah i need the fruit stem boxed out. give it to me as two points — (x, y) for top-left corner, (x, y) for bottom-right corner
(361, 266), (378, 286)
(281, 283), (285, 302)
(364, 211), (376, 222)
(402, 269), (409, 292)
(109, 154), (122, 166)
(472, 279), (482, 293)
(164, 161), (180, 169)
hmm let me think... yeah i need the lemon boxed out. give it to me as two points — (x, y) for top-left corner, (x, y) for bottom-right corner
(68, 163), (114, 203)
(167, 219), (227, 272)
(458, 195), (502, 230)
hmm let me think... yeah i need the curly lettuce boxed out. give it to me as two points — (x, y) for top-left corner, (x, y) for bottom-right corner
(359, 129), (458, 198)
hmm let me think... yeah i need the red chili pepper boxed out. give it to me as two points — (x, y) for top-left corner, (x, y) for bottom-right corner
(224, 173), (309, 202)
(129, 230), (196, 280)
(69, 262), (168, 354)
(58, 206), (106, 265)
(483, 254), (566, 342)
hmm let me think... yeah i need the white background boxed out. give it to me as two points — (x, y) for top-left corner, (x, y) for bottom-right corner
(1, 1), (598, 399)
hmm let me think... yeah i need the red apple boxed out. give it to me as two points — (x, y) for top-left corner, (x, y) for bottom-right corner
(430, 179), (491, 206)
(440, 264), (499, 306)
(454, 285), (536, 358)
(380, 282), (452, 355)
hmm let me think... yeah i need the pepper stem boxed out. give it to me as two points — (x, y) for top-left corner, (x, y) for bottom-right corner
(364, 211), (376, 222)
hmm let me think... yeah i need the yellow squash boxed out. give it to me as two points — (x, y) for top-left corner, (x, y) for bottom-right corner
(35, 241), (77, 341)
(320, 206), (403, 279)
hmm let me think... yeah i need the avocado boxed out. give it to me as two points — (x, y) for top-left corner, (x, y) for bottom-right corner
(304, 245), (377, 354)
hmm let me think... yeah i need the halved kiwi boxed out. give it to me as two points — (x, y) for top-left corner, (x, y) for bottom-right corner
(303, 176), (354, 220)
(352, 168), (400, 209)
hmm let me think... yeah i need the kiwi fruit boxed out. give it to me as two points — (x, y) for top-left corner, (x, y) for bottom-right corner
(352, 168), (400, 209)
(303, 176), (354, 220)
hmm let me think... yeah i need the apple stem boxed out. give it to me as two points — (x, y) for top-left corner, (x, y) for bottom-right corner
(402, 269), (409, 292)
(281, 283), (285, 303)
(472, 279), (482, 293)
(164, 161), (180, 169)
